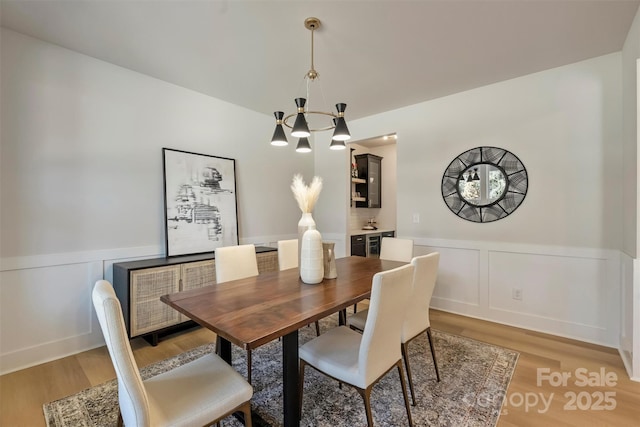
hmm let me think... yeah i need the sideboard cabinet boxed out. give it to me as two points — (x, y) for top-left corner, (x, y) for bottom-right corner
(113, 246), (278, 345)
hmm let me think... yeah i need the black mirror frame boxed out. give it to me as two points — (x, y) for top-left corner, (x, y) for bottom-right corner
(441, 146), (528, 223)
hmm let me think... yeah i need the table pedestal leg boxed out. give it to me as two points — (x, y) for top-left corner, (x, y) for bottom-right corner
(282, 330), (300, 427)
(218, 336), (232, 364)
(339, 309), (347, 325)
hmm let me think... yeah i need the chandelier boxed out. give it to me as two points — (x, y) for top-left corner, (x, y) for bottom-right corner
(270, 17), (351, 152)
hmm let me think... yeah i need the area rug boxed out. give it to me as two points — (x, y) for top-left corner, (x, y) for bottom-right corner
(44, 314), (518, 427)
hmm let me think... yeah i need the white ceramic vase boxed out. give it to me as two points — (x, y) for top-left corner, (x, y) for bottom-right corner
(300, 229), (324, 284)
(297, 212), (316, 270)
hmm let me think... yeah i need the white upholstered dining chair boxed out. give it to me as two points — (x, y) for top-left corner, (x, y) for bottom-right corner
(353, 236), (414, 312)
(92, 280), (253, 427)
(215, 244), (259, 283)
(277, 239), (321, 336)
(215, 244), (260, 384)
(379, 237), (414, 262)
(277, 239), (298, 271)
(348, 252), (441, 405)
(299, 264), (415, 427)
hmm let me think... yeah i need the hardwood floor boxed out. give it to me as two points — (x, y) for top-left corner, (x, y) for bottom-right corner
(1, 310), (638, 426)
(430, 311), (640, 427)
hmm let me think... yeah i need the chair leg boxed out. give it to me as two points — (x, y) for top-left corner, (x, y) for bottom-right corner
(401, 342), (416, 406)
(241, 401), (253, 427)
(397, 361), (414, 427)
(247, 349), (252, 385)
(315, 321), (321, 336)
(426, 327), (441, 382)
(349, 323), (363, 333)
(117, 411), (123, 427)
(353, 303), (358, 313)
(355, 387), (374, 427)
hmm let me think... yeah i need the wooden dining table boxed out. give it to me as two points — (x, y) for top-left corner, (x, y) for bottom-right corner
(160, 255), (405, 427)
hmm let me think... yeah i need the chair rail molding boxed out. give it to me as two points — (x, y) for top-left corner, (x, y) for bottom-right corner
(0, 245), (164, 272)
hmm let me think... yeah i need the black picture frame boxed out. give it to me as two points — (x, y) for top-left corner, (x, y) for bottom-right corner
(162, 148), (239, 256)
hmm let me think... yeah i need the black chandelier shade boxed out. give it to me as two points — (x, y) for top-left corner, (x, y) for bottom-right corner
(270, 111), (288, 146)
(296, 137), (312, 153)
(329, 117), (346, 150)
(291, 98), (311, 138)
(331, 103), (351, 142)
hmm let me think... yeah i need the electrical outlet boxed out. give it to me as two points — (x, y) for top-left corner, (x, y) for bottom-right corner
(412, 213), (420, 223)
(512, 288), (523, 301)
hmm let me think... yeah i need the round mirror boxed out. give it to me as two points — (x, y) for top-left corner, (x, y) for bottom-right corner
(441, 147), (528, 223)
(457, 163), (508, 207)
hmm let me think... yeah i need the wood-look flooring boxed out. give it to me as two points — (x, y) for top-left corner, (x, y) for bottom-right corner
(1, 310), (639, 426)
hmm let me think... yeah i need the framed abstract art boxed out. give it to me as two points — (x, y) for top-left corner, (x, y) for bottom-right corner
(162, 148), (239, 256)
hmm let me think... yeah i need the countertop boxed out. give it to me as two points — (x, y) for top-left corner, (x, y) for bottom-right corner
(349, 228), (395, 236)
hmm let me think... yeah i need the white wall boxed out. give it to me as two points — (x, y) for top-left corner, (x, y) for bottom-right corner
(392, 54), (622, 249)
(620, 5), (640, 381)
(623, 4), (640, 259)
(311, 134), (350, 258)
(331, 53), (624, 348)
(370, 143), (397, 231)
(0, 27), (633, 374)
(0, 29), (313, 373)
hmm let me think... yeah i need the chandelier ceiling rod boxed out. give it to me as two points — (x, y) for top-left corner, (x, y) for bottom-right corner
(308, 18), (317, 81)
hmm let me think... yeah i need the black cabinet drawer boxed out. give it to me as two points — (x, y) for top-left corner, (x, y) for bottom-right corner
(351, 235), (365, 244)
(351, 234), (366, 257)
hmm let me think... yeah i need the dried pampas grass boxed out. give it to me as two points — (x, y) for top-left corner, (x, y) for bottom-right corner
(291, 174), (323, 213)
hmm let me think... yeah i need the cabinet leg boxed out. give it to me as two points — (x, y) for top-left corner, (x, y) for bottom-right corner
(142, 333), (159, 346)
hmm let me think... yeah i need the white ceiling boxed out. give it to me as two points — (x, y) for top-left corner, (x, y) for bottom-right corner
(1, 0), (638, 124)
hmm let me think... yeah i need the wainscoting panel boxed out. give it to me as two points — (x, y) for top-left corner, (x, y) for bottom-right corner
(489, 251), (608, 328)
(414, 245), (481, 308)
(0, 246), (164, 375)
(414, 238), (620, 348)
(0, 237), (622, 374)
(0, 236), (339, 375)
(0, 261), (104, 374)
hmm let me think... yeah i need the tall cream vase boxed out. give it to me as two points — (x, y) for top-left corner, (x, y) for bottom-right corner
(300, 228), (323, 284)
(297, 212), (316, 273)
(291, 174), (323, 281)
